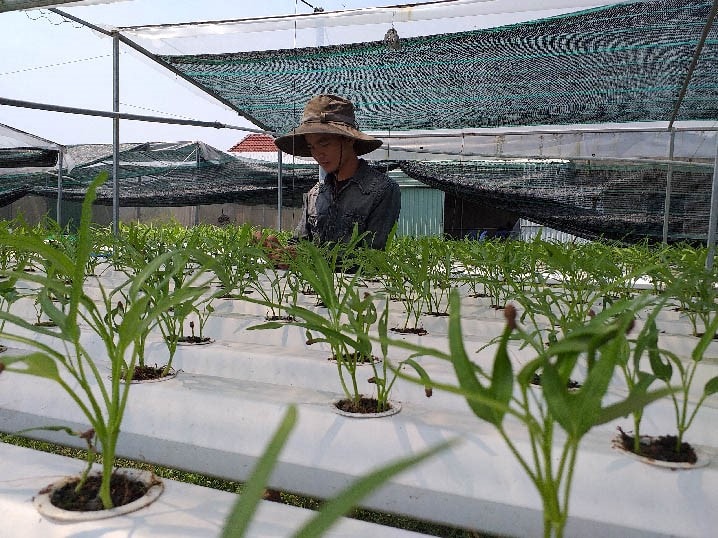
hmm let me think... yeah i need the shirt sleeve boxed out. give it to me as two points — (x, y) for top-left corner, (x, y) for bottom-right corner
(293, 192), (311, 241)
(364, 178), (401, 250)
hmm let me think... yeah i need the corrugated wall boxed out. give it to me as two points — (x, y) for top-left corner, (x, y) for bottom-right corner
(519, 219), (588, 243)
(392, 171), (444, 237)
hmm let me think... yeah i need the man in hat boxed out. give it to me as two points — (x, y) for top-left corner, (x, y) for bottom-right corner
(275, 94), (401, 250)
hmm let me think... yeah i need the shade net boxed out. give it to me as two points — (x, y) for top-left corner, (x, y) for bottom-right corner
(37, 141), (318, 207)
(0, 141), (318, 208)
(0, 122), (64, 206)
(0, 171), (48, 207)
(156, 0), (718, 134)
(1, 140), (713, 242)
(397, 159), (712, 242)
(135, 0), (717, 242)
(0, 148), (58, 168)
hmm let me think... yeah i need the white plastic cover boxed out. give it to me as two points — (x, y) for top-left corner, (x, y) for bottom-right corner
(0, 0), (125, 13)
(118, 0), (628, 54)
(365, 122), (718, 162)
(0, 122), (63, 151)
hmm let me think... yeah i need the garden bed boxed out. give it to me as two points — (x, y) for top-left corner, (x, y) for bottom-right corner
(0, 442), (433, 537)
(2, 224), (718, 538)
(2, 333), (717, 537)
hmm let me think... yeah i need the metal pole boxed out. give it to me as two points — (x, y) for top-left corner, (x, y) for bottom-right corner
(706, 134), (718, 269)
(49, 8), (274, 132)
(277, 149), (283, 231)
(56, 148), (63, 228)
(662, 129), (675, 244)
(195, 142), (201, 226)
(112, 31), (120, 236)
(0, 97), (271, 134)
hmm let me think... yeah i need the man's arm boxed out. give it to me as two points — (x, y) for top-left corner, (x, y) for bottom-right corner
(364, 179), (401, 250)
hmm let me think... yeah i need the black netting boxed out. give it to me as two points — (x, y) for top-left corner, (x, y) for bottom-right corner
(0, 185), (31, 207)
(31, 143), (318, 207)
(0, 172), (49, 207)
(398, 159), (712, 242)
(34, 160), (316, 207)
(0, 148), (58, 168)
(159, 0), (718, 134)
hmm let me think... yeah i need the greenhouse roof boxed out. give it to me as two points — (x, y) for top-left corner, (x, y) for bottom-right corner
(0, 0), (109, 13)
(117, 0), (718, 138)
(3, 0), (718, 243)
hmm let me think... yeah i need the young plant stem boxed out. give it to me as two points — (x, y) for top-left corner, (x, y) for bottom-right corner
(375, 289), (671, 538)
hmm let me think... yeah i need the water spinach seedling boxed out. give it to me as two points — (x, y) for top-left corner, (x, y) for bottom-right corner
(647, 305), (718, 454)
(247, 238), (382, 409)
(247, 238), (299, 321)
(378, 288), (672, 538)
(615, 295), (665, 454)
(0, 173), (207, 510)
(662, 246), (718, 337)
(369, 238), (429, 332)
(369, 300), (433, 412)
(199, 223), (260, 299)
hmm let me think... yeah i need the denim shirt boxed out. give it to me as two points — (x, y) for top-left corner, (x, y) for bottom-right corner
(294, 159), (401, 250)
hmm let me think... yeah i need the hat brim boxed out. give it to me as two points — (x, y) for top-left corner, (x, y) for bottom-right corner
(274, 122), (383, 157)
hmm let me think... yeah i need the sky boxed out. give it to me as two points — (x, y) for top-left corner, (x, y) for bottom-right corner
(0, 0), (441, 152)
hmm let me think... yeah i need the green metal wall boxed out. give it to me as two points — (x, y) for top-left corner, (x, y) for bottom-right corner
(392, 171), (444, 237)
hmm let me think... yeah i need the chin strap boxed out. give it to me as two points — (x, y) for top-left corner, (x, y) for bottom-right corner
(334, 141), (345, 179)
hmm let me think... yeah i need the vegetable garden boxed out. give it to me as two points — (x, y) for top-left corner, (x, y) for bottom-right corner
(1, 178), (717, 537)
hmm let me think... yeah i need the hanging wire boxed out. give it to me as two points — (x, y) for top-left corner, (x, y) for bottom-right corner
(0, 55), (111, 77)
(25, 9), (84, 28)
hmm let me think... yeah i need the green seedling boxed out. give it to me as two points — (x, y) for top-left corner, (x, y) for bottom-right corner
(247, 237), (381, 408)
(248, 240), (298, 321)
(648, 308), (718, 453)
(368, 301), (433, 413)
(378, 289), (672, 538)
(616, 296), (665, 453)
(199, 223), (261, 299)
(373, 237), (429, 332)
(0, 173), (207, 509)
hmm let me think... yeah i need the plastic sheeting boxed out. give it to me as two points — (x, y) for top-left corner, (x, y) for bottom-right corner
(371, 124), (718, 161)
(119, 0), (621, 54)
(0, 0), (120, 14)
(0, 122), (62, 152)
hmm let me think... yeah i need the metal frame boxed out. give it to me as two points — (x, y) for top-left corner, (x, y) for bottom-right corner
(2, 4), (716, 253)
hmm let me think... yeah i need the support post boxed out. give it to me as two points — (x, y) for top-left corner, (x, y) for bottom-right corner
(706, 134), (718, 269)
(277, 149), (283, 231)
(112, 31), (120, 236)
(662, 129), (675, 244)
(195, 142), (201, 226)
(56, 148), (63, 228)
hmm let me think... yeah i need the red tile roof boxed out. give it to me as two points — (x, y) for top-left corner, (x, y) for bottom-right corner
(228, 133), (278, 153)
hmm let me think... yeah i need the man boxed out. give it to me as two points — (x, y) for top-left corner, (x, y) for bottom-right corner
(275, 94), (401, 250)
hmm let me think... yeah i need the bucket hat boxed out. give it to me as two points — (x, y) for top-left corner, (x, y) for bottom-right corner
(274, 94), (383, 157)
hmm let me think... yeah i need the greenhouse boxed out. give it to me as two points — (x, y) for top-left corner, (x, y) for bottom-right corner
(1, 1), (718, 537)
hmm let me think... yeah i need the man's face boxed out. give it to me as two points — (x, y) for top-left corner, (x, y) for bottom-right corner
(305, 133), (353, 173)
